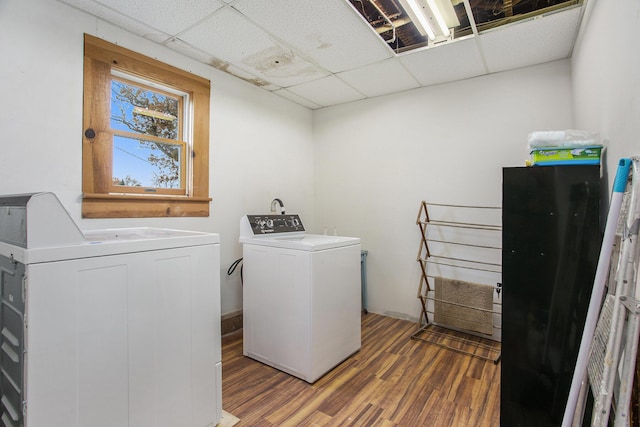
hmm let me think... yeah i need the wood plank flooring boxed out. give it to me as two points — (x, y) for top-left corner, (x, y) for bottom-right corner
(221, 313), (501, 426)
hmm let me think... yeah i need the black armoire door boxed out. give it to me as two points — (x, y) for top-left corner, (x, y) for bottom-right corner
(501, 165), (601, 426)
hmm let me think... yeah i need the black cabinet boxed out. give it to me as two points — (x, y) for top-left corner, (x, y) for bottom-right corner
(501, 166), (601, 426)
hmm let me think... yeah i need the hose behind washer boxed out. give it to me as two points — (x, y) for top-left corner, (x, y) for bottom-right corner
(227, 257), (243, 285)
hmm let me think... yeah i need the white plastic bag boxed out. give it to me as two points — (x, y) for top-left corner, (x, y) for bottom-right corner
(527, 129), (601, 150)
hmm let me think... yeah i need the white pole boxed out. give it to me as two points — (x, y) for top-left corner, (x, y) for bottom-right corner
(614, 159), (640, 426)
(561, 158), (632, 427)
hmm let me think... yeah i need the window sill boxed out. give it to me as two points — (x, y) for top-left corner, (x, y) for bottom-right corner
(82, 193), (211, 218)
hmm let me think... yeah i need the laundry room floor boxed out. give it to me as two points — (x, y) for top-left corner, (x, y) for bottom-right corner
(221, 313), (501, 426)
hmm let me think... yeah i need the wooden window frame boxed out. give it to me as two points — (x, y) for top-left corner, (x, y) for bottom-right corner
(82, 34), (211, 218)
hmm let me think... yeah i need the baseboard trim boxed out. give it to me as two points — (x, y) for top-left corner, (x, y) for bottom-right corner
(221, 310), (243, 336)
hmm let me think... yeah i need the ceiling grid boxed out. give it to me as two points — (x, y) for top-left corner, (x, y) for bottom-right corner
(58, 0), (584, 109)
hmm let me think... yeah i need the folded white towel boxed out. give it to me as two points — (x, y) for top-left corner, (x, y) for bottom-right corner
(528, 129), (601, 149)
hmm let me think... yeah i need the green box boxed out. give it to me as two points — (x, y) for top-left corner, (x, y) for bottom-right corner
(530, 145), (602, 165)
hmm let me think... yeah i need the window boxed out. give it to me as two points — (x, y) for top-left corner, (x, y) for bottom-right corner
(110, 74), (186, 194)
(82, 34), (211, 218)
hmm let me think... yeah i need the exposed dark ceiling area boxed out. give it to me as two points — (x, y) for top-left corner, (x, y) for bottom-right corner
(348, 0), (581, 53)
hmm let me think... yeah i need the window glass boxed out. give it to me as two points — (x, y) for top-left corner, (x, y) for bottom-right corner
(110, 79), (180, 138)
(110, 77), (185, 192)
(112, 135), (183, 189)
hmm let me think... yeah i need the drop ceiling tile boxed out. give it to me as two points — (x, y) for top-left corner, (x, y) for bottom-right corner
(212, 61), (282, 91)
(479, 7), (581, 73)
(163, 38), (213, 62)
(164, 38), (280, 91)
(336, 58), (420, 98)
(179, 6), (328, 87)
(273, 89), (323, 110)
(87, 0), (225, 36)
(231, 0), (392, 73)
(398, 37), (486, 87)
(285, 75), (365, 107)
(58, 0), (172, 43)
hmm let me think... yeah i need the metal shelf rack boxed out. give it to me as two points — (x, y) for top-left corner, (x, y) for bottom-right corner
(411, 200), (502, 363)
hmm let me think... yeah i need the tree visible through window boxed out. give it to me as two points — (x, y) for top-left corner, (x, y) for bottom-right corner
(82, 34), (211, 218)
(110, 76), (185, 192)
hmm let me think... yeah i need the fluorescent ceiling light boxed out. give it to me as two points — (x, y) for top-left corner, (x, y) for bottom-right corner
(398, 0), (460, 41)
(398, 0), (436, 39)
(426, 0), (450, 37)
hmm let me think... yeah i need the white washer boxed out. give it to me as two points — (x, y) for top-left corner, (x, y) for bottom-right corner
(240, 214), (361, 383)
(0, 193), (222, 427)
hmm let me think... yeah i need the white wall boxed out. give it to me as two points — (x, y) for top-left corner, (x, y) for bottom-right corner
(571, 0), (640, 192)
(0, 0), (314, 315)
(313, 61), (574, 320)
(3, 0), (634, 322)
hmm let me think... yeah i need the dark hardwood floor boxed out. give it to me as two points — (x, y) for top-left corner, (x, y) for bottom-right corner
(221, 313), (501, 426)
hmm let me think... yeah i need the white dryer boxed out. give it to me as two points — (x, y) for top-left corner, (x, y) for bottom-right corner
(240, 214), (361, 383)
(0, 193), (222, 427)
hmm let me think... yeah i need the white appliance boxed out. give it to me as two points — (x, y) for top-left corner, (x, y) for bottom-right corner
(239, 214), (361, 383)
(0, 193), (221, 427)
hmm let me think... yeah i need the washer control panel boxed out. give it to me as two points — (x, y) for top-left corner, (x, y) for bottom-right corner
(246, 214), (305, 235)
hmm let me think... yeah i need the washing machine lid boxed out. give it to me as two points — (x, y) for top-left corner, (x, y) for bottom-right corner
(243, 233), (359, 251)
(1, 227), (220, 265)
(0, 192), (220, 264)
(240, 215), (359, 251)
